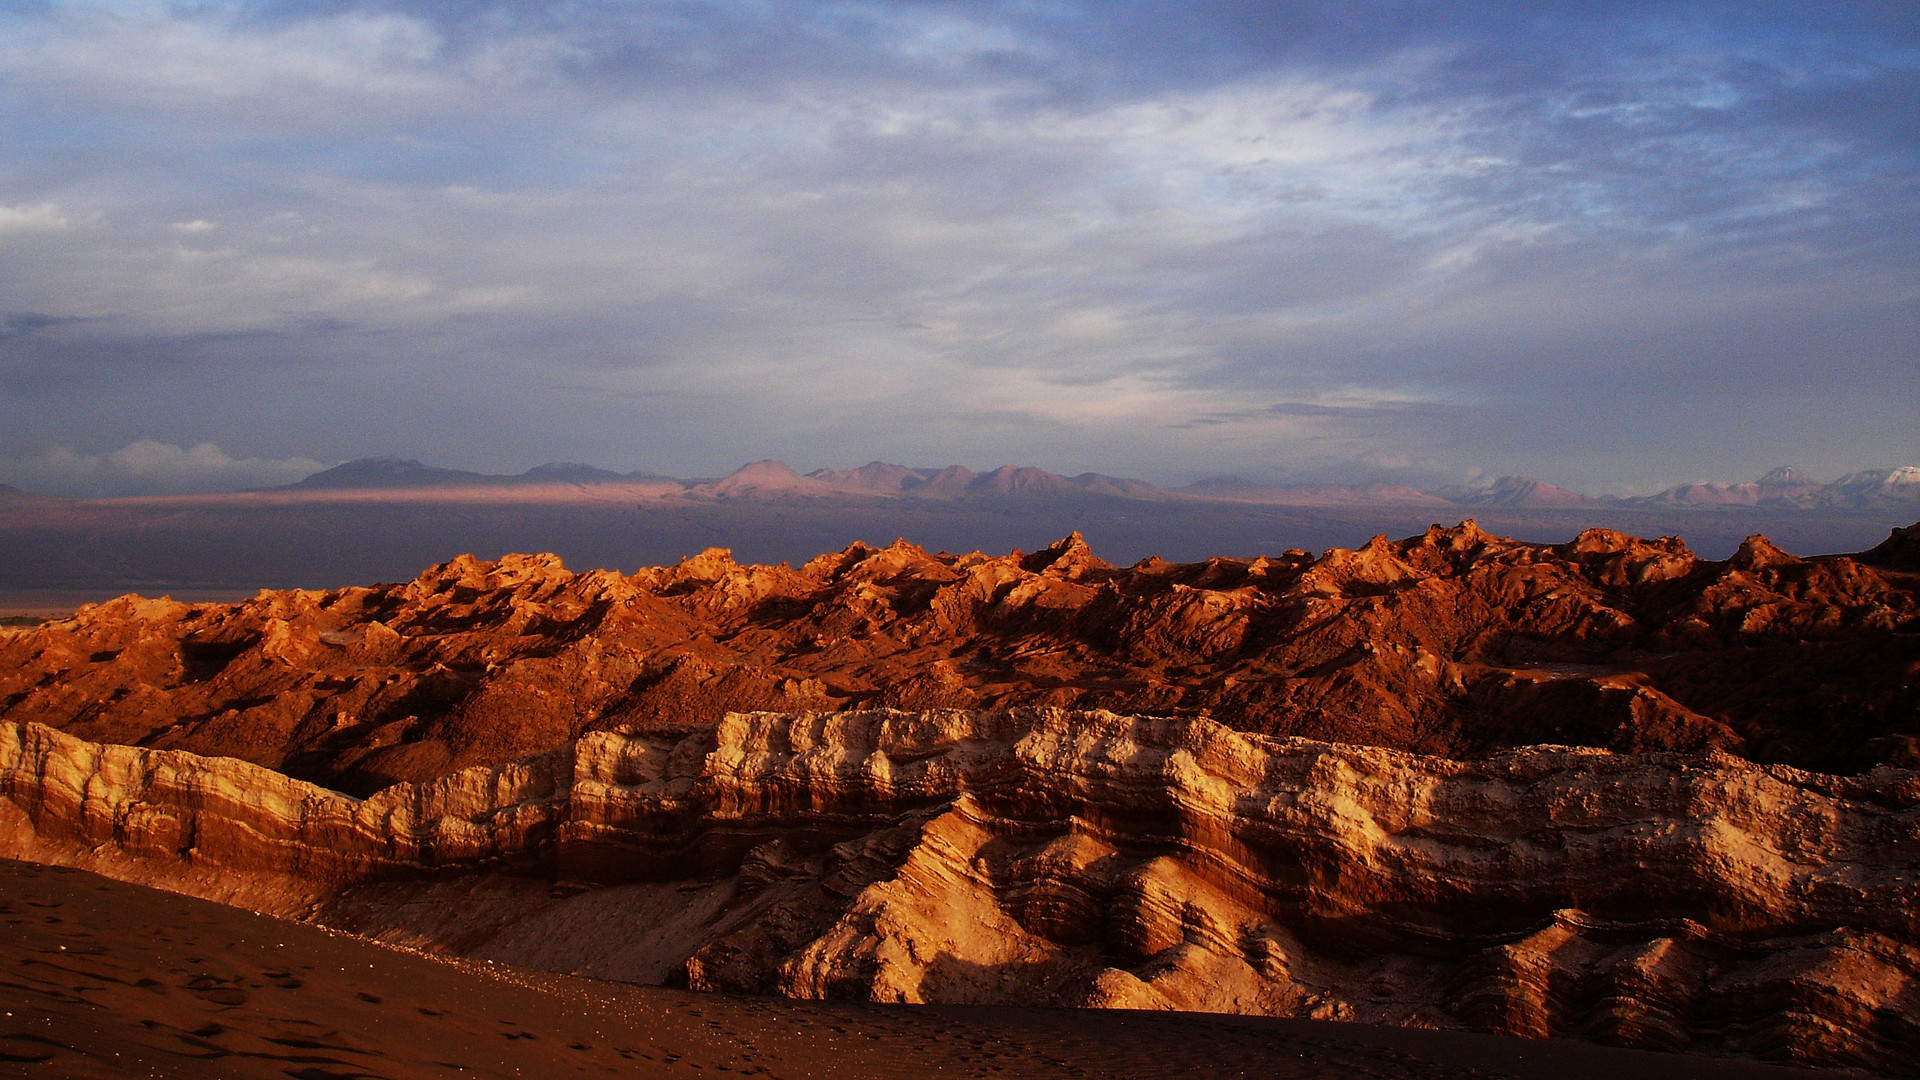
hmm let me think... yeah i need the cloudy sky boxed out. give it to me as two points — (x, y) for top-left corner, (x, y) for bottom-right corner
(0, 1), (1914, 496)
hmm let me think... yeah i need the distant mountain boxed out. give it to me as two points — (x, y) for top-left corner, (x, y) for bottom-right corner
(1057, 472), (1171, 499)
(285, 458), (495, 490)
(1815, 467), (1920, 509)
(957, 465), (1170, 499)
(912, 465), (979, 497)
(1180, 478), (1452, 508)
(720, 460), (1173, 501)
(284, 458), (670, 491)
(1633, 466), (1920, 511)
(0, 483), (64, 507)
(266, 456), (1920, 515)
(1758, 466), (1814, 486)
(1634, 466), (1824, 508)
(513, 462), (635, 485)
(806, 461), (926, 495)
(1639, 483), (1767, 508)
(1187, 465), (1919, 513)
(1458, 475), (1605, 509)
(279, 456), (1172, 500)
(964, 464), (1050, 495)
(1179, 476), (1263, 496)
(803, 463), (983, 497)
(694, 459), (839, 498)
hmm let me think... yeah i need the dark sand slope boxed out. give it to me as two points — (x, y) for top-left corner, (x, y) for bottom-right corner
(0, 861), (1839, 1080)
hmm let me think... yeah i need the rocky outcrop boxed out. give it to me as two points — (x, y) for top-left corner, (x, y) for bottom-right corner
(1865, 522), (1920, 572)
(3, 709), (1916, 1073)
(3, 522), (1916, 794)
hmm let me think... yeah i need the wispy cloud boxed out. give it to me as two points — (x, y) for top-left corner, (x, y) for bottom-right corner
(0, 203), (70, 233)
(0, 440), (328, 497)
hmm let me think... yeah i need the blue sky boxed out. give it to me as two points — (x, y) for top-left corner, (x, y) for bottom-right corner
(0, 1), (1914, 495)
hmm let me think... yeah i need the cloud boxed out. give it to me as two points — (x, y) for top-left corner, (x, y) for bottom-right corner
(0, 440), (329, 497)
(1173, 393), (1454, 428)
(0, 2), (1911, 490)
(0, 203), (69, 233)
(0, 7), (450, 112)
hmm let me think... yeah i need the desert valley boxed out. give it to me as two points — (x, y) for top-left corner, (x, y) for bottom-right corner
(3, 512), (1916, 1076)
(4, 2), (1915, 1076)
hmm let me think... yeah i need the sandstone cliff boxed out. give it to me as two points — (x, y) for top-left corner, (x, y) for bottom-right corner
(3, 522), (1916, 794)
(4, 709), (1915, 1073)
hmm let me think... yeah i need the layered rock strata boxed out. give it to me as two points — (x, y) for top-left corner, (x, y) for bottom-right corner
(3, 522), (1917, 794)
(3, 708), (1915, 1073)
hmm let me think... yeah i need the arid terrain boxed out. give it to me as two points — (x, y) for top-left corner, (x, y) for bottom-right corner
(7, 0), (1913, 1073)
(3, 520), (1915, 792)
(4, 860), (1828, 1080)
(1, 521), (1916, 1076)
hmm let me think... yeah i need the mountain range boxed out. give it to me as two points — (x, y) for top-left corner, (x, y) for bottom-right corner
(5, 458), (1916, 593)
(279, 456), (1920, 512)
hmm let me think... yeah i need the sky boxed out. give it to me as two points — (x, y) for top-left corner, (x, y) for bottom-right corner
(0, 1), (1915, 497)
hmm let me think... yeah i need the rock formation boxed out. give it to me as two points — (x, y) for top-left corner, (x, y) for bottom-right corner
(4, 522), (1915, 1071)
(2, 709), (1915, 1073)
(3, 522), (1915, 795)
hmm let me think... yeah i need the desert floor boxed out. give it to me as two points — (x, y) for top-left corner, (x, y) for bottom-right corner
(0, 859), (1855, 1080)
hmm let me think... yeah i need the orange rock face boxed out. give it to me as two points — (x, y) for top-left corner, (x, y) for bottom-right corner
(3, 518), (1915, 1073)
(2, 522), (1914, 793)
(3, 710), (1916, 1073)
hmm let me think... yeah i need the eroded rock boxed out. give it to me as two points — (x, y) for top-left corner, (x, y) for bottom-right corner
(3, 522), (1917, 792)
(2, 708), (1916, 1073)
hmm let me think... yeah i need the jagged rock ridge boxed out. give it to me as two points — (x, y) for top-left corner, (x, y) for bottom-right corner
(3, 522), (1916, 795)
(2, 709), (1915, 1073)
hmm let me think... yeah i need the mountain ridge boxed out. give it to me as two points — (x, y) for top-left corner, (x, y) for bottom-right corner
(5, 456), (1915, 513)
(287, 456), (673, 491)
(264, 458), (1920, 512)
